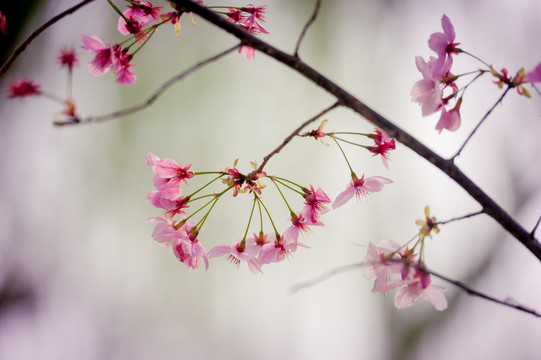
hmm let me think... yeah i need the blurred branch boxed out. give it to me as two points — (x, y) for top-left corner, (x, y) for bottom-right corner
(0, 0), (96, 78)
(437, 210), (485, 226)
(293, 0), (322, 58)
(171, 0), (541, 262)
(69, 45), (238, 124)
(292, 261), (541, 319)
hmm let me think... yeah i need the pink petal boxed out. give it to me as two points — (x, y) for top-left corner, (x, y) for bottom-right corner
(363, 176), (393, 192)
(81, 35), (105, 52)
(421, 285), (448, 311)
(207, 245), (233, 258)
(332, 185), (355, 209)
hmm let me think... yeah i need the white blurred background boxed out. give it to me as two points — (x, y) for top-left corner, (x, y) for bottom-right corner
(1, 0), (541, 359)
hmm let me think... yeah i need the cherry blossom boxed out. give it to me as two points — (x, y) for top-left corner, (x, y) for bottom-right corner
(362, 240), (405, 294)
(7, 79), (41, 98)
(368, 128), (396, 169)
(208, 239), (263, 274)
(58, 48), (78, 69)
(394, 267), (448, 311)
(301, 185), (331, 225)
(147, 191), (190, 218)
(145, 152), (194, 201)
(410, 56), (444, 116)
(428, 14), (460, 72)
(332, 173), (393, 209)
(259, 233), (307, 264)
(81, 35), (113, 76)
(436, 98), (462, 133)
(173, 237), (209, 270)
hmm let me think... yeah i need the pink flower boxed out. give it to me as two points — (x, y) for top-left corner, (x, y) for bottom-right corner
(147, 191), (190, 218)
(428, 15), (460, 71)
(332, 173), (393, 209)
(394, 267), (447, 311)
(208, 239), (263, 274)
(243, 5), (269, 34)
(117, 1), (162, 37)
(362, 240), (406, 294)
(0, 11), (7, 35)
(259, 233), (306, 264)
(58, 47), (78, 69)
(368, 128), (396, 169)
(148, 216), (187, 247)
(145, 153), (194, 201)
(410, 56), (444, 116)
(112, 46), (136, 85)
(436, 98), (462, 132)
(527, 62), (541, 83)
(239, 46), (255, 60)
(81, 35), (113, 76)
(7, 79), (41, 98)
(173, 238), (209, 270)
(301, 185), (331, 225)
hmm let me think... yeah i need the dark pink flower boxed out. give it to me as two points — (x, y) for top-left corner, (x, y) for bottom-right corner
(117, 1), (162, 37)
(301, 185), (331, 225)
(7, 79), (41, 98)
(81, 35), (113, 76)
(208, 239), (263, 274)
(112, 45), (136, 85)
(243, 5), (269, 34)
(58, 47), (78, 69)
(368, 129), (396, 169)
(0, 10), (7, 35)
(332, 173), (393, 209)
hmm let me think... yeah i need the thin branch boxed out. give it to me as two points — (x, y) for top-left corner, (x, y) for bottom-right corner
(248, 101), (340, 179)
(0, 0), (96, 78)
(532, 216), (541, 238)
(292, 261), (541, 318)
(452, 86), (510, 159)
(437, 210), (485, 226)
(293, 0), (322, 58)
(171, 0), (541, 263)
(70, 45), (238, 124)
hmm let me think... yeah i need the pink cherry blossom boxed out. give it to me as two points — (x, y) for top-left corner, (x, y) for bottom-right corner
(148, 216), (187, 247)
(332, 173), (393, 209)
(112, 45), (137, 85)
(368, 128), (396, 169)
(527, 62), (541, 83)
(301, 185), (331, 225)
(145, 152), (194, 201)
(436, 98), (462, 133)
(362, 240), (406, 294)
(81, 35), (113, 76)
(173, 238), (209, 270)
(243, 5), (269, 34)
(7, 79), (41, 98)
(58, 47), (78, 69)
(428, 15), (460, 71)
(394, 268), (448, 311)
(208, 239), (263, 274)
(259, 233), (307, 264)
(410, 56), (444, 116)
(147, 191), (190, 218)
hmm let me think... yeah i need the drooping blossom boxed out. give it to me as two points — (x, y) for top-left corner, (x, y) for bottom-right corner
(527, 62), (541, 83)
(171, 220), (209, 270)
(259, 233), (307, 264)
(147, 191), (190, 218)
(332, 173), (393, 209)
(301, 185), (331, 225)
(7, 79), (41, 98)
(0, 10), (6, 35)
(436, 97), (462, 132)
(282, 212), (314, 248)
(362, 240), (406, 294)
(410, 56), (445, 116)
(81, 36), (136, 85)
(243, 5), (269, 34)
(368, 128), (396, 169)
(146, 152), (194, 201)
(225, 5), (269, 60)
(394, 266), (448, 311)
(161, 11), (182, 35)
(58, 47), (78, 69)
(117, 0), (162, 38)
(148, 216), (187, 247)
(208, 239), (263, 274)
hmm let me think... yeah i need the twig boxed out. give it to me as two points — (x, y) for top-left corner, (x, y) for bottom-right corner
(437, 210), (485, 226)
(248, 101), (340, 179)
(452, 87), (510, 159)
(531, 216), (541, 238)
(73, 45), (238, 124)
(292, 261), (541, 318)
(170, 0), (541, 263)
(0, 0), (96, 78)
(293, 0), (322, 58)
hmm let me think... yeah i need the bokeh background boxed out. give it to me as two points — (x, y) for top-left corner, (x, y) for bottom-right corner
(1, 0), (541, 359)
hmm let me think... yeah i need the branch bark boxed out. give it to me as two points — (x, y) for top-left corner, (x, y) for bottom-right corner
(170, 0), (541, 262)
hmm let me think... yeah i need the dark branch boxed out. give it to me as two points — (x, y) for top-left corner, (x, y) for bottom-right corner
(171, 0), (541, 262)
(0, 0), (96, 78)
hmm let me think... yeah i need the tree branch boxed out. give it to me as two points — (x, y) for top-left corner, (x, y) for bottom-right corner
(0, 0), (96, 78)
(293, 0), (322, 58)
(171, 0), (541, 262)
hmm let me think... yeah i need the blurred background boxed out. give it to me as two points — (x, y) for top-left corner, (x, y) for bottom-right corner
(1, 0), (541, 359)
